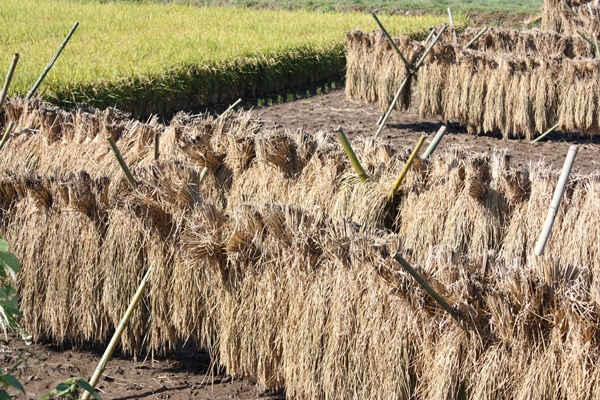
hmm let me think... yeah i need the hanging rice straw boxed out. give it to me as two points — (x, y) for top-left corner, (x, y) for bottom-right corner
(387, 135), (426, 202)
(422, 126), (448, 159)
(26, 22), (79, 100)
(534, 145), (578, 256)
(0, 54), (19, 109)
(82, 267), (153, 400)
(335, 127), (368, 182)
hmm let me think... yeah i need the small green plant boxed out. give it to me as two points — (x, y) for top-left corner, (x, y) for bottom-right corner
(0, 234), (22, 340)
(40, 377), (102, 400)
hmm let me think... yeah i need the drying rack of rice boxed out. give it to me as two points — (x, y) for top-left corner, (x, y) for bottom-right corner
(542, 0), (600, 35)
(4, 99), (600, 399)
(346, 26), (600, 139)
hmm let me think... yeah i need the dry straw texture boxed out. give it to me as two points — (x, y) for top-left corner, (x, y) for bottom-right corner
(5, 101), (600, 398)
(542, 0), (600, 36)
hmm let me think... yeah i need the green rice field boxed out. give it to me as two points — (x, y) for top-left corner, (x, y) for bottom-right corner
(0, 0), (464, 116)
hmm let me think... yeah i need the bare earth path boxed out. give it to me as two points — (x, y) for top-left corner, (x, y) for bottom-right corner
(2, 87), (600, 400)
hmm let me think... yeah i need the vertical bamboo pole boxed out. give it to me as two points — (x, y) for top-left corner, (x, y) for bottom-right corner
(534, 145), (578, 256)
(393, 252), (463, 327)
(462, 26), (488, 50)
(82, 267), (153, 400)
(531, 123), (560, 143)
(107, 137), (137, 190)
(387, 135), (426, 202)
(447, 8), (454, 25)
(374, 25), (447, 139)
(0, 122), (15, 153)
(0, 54), (19, 109)
(26, 22), (79, 100)
(421, 126), (448, 160)
(335, 127), (368, 183)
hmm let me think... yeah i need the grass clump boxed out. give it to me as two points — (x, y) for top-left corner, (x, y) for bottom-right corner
(0, 0), (460, 117)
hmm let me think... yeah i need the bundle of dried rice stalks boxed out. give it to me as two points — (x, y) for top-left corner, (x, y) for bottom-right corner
(542, 0), (591, 32)
(345, 30), (424, 112)
(457, 27), (594, 58)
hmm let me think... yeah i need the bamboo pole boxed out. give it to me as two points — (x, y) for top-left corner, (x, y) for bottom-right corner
(588, 3), (594, 16)
(393, 252), (463, 327)
(577, 31), (600, 58)
(374, 25), (447, 139)
(26, 22), (79, 100)
(0, 122), (15, 153)
(447, 8), (454, 25)
(153, 132), (160, 161)
(218, 98), (242, 119)
(534, 145), (578, 256)
(425, 29), (436, 43)
(107, 137), (137, 190)
(421, 126), (447, 160)
(387, 135), (426, 202)
(561, 0), (574, 14)
(531, 123), (560, 143)
(335, 127), (368, 183)
(0, 54), (19, 109)
(371, 13), (413, 72)
(81, 267), (153, 400)
(462, 26), (488, 50)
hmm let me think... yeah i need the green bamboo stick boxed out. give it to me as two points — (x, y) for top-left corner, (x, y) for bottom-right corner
(577, 31), (600, 58)
(371, 13), (413, 72)
(0, 122), (15, 153)
(561, 0), (575, 14)
(462, 26), (488, 50)
(531, 123), (560, 143)
(387, 135), (426, 202)
(425, 29), (436, 43)
(393, 252), (463, 326)
(81, 267), (153, 400)
(335, 127), (368, 183)
(26, 21), (79, 100)
(107, 137), (137, 189)
(0, 54), (19, 109)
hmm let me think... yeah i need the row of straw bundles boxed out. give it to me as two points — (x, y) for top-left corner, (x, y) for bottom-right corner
(345, 30), (424, 112)
(418, 45), (600, 138)
(455, 27), (594, 58)
(542, 0), (598, 34)
(562, 2), (600, 37)
(8, 161), (600, 399)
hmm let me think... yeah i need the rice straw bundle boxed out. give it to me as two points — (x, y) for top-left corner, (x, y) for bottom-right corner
(345, 30), (424, 112)
(457, 27), (594, 58)
(542, 0), (591, 33)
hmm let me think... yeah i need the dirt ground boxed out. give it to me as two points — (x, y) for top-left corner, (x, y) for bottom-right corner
(2, 86), (600, 399)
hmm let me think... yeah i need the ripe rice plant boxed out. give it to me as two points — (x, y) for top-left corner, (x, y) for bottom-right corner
(0, 0), (460, 117)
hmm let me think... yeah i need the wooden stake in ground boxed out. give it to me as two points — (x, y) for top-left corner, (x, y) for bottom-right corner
(421, 126), (448, 160)
(387, 135), (426, 202)
(374, 24), (447, 139)
(534, 145), (578, 256)
(26, 21), (79, 100)
(81, 267), (153, 400)
(0, 54), (19, 109)
(335, 127), (369, 182)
